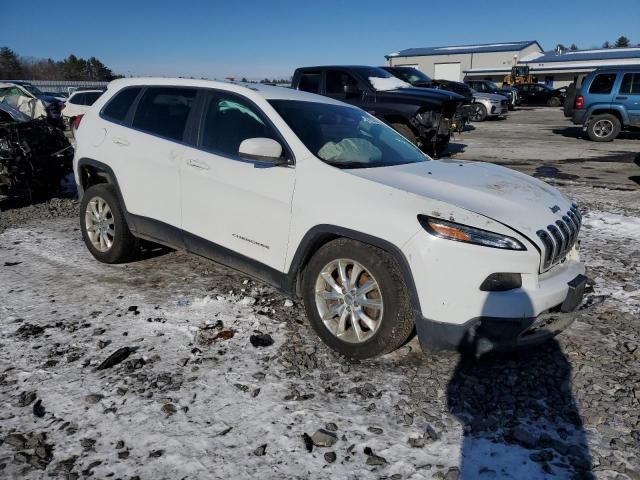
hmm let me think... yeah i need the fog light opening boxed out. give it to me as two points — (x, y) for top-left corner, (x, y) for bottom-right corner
(480, 273), (522, 292)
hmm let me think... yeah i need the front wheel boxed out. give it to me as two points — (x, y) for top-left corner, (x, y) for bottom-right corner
(586, 114), (621, 142)
(302, 239), (415, 359)
(470, 103), (487, 122)
(80, 183), (139, 263)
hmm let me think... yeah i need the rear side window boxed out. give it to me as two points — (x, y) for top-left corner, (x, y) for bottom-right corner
(102, 87), (141, 123)
(298, 72), (321, 93)
(83, 91), (102, 105)
(589, 74), (616, 94)
(200, 93), (279, 157)
(620, 73), (640, 94)
(69, 93), (86, 105)
(132, 87), (196, 141)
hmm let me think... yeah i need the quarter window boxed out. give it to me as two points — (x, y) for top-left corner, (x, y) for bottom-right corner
(102, 87), (141, 123)
(200, 93), (279, 157)
(620, 73), (640, 94)
(132, 87), (196, 141)
(83, 91), (102, 105)
(69, 93), (86, 105)
(589, 74), (617, 94)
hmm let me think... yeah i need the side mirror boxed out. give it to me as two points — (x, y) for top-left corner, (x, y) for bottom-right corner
(344, 84), (362, 98)
(238, 137), (288, 165)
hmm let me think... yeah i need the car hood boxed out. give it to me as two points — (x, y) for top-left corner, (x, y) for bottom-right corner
(474, 92), (507, 102)
(348, 160), (573, 240)
(387, 86), (465, 102)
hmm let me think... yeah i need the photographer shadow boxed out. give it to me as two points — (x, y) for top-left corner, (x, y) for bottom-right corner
(446, 291), (593, 479)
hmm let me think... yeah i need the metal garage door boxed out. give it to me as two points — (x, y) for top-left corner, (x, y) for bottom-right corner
(434, 63), (461, 81)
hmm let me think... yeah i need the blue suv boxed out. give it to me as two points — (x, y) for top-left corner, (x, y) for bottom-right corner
(572, 65), (640, 142)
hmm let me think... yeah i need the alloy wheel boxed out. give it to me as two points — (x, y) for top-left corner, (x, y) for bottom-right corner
(592, 119), (614, 138)
(85, 196), (115, 252)
(314, 259), (384, 343)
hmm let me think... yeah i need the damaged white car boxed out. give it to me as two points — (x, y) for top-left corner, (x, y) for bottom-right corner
(0, 81), (63, 126)
(73, 78), (586, 359)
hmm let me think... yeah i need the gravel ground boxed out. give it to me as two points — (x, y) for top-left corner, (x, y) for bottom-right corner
(0, 109), (639, 480)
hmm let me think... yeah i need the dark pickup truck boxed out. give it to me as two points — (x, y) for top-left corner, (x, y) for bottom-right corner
(291, 66), (464, 156)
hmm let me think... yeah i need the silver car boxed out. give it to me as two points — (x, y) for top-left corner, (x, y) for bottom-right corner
(469, 90), (509, 122)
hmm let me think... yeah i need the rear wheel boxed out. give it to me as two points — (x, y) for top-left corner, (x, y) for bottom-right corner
(80, 183), (139, 263)
(470, 103), (487, 122)
(547, 96), (562, 107)
(302, 238), (415, 359)
(586, 114), (621, 142)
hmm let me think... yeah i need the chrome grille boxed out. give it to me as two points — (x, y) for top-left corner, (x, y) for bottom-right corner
(536, 204), (581, 271)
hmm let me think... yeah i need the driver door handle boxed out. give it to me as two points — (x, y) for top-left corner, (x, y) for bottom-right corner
(186, 159), (210, 170)
(112, 137), (130, 146)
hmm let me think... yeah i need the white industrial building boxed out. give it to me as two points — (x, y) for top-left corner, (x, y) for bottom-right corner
(386, 41), (640, 88)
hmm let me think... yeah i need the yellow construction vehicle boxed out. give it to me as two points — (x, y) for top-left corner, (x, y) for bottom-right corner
(503, 65), (534, 86)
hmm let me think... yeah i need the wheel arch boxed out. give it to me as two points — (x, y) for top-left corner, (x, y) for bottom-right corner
(588, 106), (627, 125)
(287, 225), (422, 314)
(76, 158), (118, 198)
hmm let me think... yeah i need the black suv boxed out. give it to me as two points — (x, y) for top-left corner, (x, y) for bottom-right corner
(381, 66), (473, 129)
(464, 79), (518, 110)
(292, 66), (464, 156)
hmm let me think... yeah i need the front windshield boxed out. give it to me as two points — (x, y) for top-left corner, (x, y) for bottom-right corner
(269, 100), (429, 169)
(355, 67), (411, 91)
(396, 68), (432, 84)
(21, 84), (44, 96)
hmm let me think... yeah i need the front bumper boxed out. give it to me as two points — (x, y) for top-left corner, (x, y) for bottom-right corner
(416, 273), (588, 354)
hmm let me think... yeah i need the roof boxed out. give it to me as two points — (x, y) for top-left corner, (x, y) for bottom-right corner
(522, 47), (640, 64)
(386, 41), (542, 58)
(105, 77), (345, 105)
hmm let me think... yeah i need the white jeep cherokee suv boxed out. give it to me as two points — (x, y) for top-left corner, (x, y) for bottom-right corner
(73, 78), (586, 359)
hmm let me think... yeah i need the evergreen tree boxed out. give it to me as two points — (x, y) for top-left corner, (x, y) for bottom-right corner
(614, 36), (630, 48)
(0, 47), (24, 79)
(570, 44), (578, 51)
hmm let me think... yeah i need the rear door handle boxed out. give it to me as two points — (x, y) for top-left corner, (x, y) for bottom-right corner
(186, 159), (210, 170)
(112, 137), (130, 146)
(616, 96), (628, 100)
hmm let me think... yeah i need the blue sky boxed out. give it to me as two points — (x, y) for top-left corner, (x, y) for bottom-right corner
(3, 0), (639, 79)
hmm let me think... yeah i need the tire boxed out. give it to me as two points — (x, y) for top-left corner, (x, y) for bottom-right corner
(433, 134), (450, 157)
(470, 103), (487, 122)
(391, 122), (418, 145)
(547, 96), (562, 107)
(301, 238), (415, 359)
(80, 183), (139, 263)
(586, 114), (621, 142)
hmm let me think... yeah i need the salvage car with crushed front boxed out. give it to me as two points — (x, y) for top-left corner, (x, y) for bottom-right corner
(0, 101), (72, 201)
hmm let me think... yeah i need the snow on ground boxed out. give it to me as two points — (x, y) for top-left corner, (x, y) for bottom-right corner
(0, 181), (639, 480)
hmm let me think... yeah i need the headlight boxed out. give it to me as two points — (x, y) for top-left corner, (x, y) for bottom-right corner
(418, 216), (526, 250)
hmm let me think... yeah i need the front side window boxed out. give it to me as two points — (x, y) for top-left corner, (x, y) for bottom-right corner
(102, 87), (142, 123)
(326, 71), (359, 95)
(200, 93), (279, 157)
(620, 73), (640, 94)
(132, 87), (196, 141)
(298, 72), (321, 93)
(270, 100), (428, 169)
(589, 74), (617, 94)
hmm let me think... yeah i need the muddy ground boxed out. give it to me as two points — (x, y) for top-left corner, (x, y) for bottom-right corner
(0, 108), (639, 480)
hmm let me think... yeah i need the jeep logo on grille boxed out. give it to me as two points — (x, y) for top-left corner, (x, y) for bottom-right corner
(549, 205), (561, 213)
